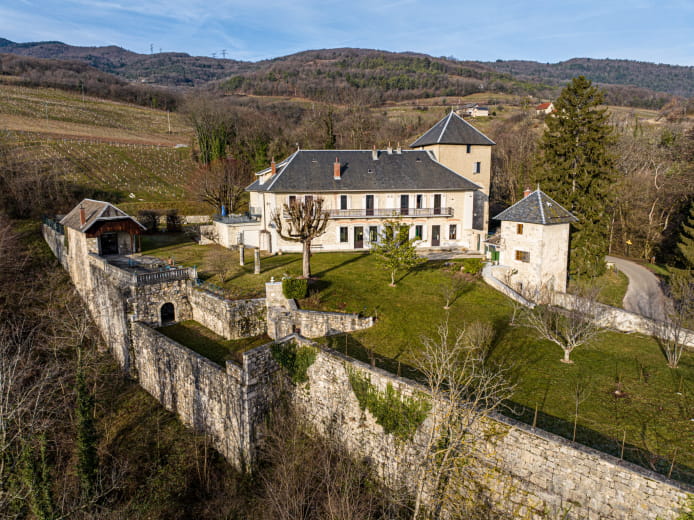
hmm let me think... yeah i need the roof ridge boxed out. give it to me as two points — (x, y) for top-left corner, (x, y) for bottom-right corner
(536, 191), (546, 224)
(437, 112), (453, 143)
(266, 150), (299, 191)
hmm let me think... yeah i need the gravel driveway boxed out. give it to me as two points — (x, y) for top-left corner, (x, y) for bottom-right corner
(606, 256), (667, 320)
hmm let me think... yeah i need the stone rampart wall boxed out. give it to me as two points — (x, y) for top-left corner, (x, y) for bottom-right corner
(189, 289), (266, 339)
(284, 336), (693, 520)
(42, 225), (68, 269)
(131, 322), (252, 469)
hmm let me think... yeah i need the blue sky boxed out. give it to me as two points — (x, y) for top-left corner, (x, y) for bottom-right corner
(1, 0), (693, 65)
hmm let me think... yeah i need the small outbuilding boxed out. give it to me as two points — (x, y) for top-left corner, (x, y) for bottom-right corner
(61, 199), (146, 256)
(493, 188), (577, 293)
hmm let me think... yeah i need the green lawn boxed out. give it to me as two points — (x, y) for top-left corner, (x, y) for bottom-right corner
(568, 268), (629, 308)
(143, 235), (694, 483)
(157, 320), (270, 366)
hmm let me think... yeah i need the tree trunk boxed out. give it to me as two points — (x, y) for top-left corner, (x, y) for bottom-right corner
(302, 240), (311, 278)
(390, 269), (396, 287)
(561, 349), (574, 364)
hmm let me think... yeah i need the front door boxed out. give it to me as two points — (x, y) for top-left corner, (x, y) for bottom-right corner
(354, 226), (364, 249)
(434, 194), (442, 215)
(431, 225), (440, 247)
(400, 195), (409, 216)
(100, 233), (119, 255)
(365, 195), (374, 216)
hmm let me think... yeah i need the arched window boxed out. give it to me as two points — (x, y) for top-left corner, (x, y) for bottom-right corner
(160, 302), (175, 324)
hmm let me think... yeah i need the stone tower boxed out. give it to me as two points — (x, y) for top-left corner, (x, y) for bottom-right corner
(410, 110), (495, 238)
(493, 189), (577, 293)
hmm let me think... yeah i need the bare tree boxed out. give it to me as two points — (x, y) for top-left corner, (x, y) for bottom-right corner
(440, 275), (467, 310)
(192, 157), (252, 214)
(523, 289), (603, 364)
(271, 198), (329, 278)
(654, 269), (694, 368)
(412, 320), (514, 520)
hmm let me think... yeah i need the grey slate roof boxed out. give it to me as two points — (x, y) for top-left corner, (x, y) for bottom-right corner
(410, 111), (495, 148)
(61, 199), (145, 232)
(247, 149), (481, 193)
(493, 190), (578, 225)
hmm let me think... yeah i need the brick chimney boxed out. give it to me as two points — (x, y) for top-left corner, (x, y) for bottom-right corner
(79, 204), (86, 226)
(372, 145), (378, 160)
(270, 157), (276, 175)
(523, 187), (532, 198)
(333, 157), (341, 180)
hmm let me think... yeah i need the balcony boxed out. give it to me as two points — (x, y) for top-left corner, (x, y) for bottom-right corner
(323, 207), (454, 219)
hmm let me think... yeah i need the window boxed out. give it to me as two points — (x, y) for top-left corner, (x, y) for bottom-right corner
(340, 195), (348, 210)
(415, 225), (423, 240)
(449, 224), (457, 240)
(516, 223), (524, 235)
(339, 227), (348, 243)
(473, 161), (481, 174)
(288, 195), (296, 206)
(416, 194), (423, 209)
(515, 250), (530, 263)
(369, 226), (378, 243)
(466, 144), (471, 153)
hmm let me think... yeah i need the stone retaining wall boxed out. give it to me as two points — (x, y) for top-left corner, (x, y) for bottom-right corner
(189, 289), (266, 340)
(42, 225), (68, 269)
(284, 336), (693, 520)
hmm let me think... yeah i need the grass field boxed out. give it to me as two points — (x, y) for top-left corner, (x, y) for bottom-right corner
(140, 233), (694, 483)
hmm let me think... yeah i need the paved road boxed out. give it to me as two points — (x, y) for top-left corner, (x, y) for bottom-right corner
(606, 256), (667, 320)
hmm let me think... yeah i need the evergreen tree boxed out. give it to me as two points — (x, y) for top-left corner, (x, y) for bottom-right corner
(537, 76), (616, 276)
(677, 203), (694, 267)
(75, 366), (98, 498)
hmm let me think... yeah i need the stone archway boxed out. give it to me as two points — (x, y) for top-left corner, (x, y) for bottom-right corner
(160, 302), (175, 324)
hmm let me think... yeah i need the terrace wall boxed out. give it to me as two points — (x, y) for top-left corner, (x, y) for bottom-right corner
(284, 335), (693, 520)
(188, 288), (266, 340)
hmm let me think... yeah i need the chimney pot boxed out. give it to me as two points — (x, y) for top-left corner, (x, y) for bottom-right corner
(271, 158), (276, 175)
(387, 142), (392, 154)
(523, 187), (532, 198)
(372, 145), (378, 161)
(79, 204), (86, 226)
(396, 142), (401, 154)
(333, 157), (341, 180)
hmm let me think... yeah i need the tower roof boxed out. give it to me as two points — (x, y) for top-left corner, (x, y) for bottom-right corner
(410, 111), (495, 148)
(493, 190), (577, 225)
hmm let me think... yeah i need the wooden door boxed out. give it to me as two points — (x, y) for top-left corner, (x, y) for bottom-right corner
(431, 225), (440, 246)
(354, 226), (364, 249)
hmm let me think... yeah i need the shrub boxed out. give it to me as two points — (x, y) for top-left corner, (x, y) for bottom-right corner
(271, 341), (317, 384)
(166, 209), (182, 232)
(137, 210), (160, 233)
(348, 369), (430, 441)
(460, 258), (484, 275)
(282, 277), (308, 299)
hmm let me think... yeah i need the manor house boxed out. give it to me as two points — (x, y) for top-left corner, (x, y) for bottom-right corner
(213, 111), (494, 254)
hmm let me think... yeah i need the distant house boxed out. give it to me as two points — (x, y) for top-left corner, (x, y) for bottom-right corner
(535, 102), (554, 115)
(458, 103), (489, 117)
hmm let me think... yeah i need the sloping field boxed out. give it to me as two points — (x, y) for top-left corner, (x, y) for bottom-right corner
(0, 84), (205, 208)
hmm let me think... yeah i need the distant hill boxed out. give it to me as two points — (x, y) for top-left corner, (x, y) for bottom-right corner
(487, 58), (694, 98)
(0, 39), (687, 108)
(0, 38), (252, 86)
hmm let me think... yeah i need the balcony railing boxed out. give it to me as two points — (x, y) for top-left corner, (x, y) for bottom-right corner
(136, 266), (197, 286)
(321, 207), (454, 219)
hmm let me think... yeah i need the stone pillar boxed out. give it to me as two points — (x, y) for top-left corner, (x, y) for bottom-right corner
(265, 280), (287, 309)
(239, 245), (245, 266)
(254, 248), (261, 274)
